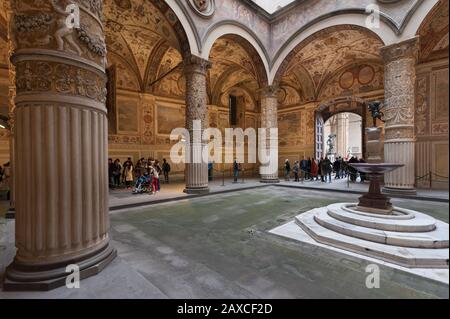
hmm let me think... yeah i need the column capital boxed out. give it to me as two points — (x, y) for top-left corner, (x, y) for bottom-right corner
(380, 37), (420, 64)
(183, 54), (211, 76)
(258, 85), (279, 99)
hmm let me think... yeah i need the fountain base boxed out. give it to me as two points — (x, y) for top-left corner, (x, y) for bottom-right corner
(271, 203), (449, 269)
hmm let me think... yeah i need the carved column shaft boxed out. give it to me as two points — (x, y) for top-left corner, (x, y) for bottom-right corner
(183, 55), (211, 194)
(4, 0), (115, 291)
(381, 37), (419, 194)
(3, 0), (16, 218)
(259, 86), (279, 183)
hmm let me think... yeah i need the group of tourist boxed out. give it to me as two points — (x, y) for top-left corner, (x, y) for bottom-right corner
(108, 157), (171, 195)
(286, 156), (367, 183)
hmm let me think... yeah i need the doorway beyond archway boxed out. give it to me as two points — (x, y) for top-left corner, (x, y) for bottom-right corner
(315, 97), (367, 160)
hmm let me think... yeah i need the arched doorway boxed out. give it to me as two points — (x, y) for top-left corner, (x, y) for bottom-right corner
(207, 34), (268, 176)
(323, 112), (363, 160)
(315, 97), (367, 160)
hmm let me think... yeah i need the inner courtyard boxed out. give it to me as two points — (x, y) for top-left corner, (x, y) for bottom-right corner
(0, 0), (448, 299)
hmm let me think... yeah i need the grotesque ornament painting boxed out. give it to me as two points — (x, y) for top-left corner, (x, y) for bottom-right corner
(187, 0), (215, 17)
(194, 0), (208, 11)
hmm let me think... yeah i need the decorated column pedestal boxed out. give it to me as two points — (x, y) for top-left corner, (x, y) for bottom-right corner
(259, 86), (279, 183)
(366, 126), (383, 164)
(3, 0), (116, 291)
(380, 37), (419, 195)
(183, 55), (211, 194)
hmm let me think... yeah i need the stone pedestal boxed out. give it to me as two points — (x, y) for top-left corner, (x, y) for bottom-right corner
(366, 127), (382, 164)
(183, 55), (211, 194)
(259, 86), (279, 183)
(3, 0), (116, 291)
(381, 37), (419, 195)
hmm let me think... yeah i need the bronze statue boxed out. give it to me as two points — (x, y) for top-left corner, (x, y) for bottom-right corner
(368, 101), (385, 127)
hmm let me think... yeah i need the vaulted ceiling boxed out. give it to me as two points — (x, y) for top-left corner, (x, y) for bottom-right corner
(0, 2), (8, 67)
(417, 0), (449, 62)
(104, 0), (183, 94)
(277, 26), (384, 106)
(208, 36), (263, 112)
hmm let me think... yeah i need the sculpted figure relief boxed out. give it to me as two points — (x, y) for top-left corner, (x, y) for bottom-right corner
(51, 0), (83, 55)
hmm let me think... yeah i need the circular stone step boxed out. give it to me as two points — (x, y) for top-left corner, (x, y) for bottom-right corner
(294, 208), (449, 269)
(313, 207), (449, 249)
(327, 203), (437, 232)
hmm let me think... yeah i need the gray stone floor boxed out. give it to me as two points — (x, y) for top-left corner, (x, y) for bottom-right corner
(1, 187), (449, 299)
(108, 177), (448, 213)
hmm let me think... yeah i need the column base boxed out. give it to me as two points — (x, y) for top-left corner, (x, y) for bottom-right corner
(183, 187), (210, 195)
(3, 243), (117, 291)
(382, 187), (417, 196)
(5, 208), (15, 219)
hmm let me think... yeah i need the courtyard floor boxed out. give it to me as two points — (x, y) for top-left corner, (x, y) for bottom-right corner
(0, 187), (448, 299)
(108, 177), (448, 211)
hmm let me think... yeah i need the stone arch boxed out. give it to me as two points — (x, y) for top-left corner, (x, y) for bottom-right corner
(315, 96), (368, 159)
(157, 0), (200, 56)
(402, 0), (441, 40)
(318, 96), (368, 123)
(201, 21), (270, 85)
(271, 24), (385, 87)
(415, 0), (449, 62)
(270, 17), (394, 85)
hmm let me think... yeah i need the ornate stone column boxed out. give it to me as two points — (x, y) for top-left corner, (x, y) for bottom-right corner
(381, 37), (419, 195)
(3, 0), (16, 219)
(259, 86), (279, 183)
(183, 55), (211, 194)
(4, 0), (116, 291)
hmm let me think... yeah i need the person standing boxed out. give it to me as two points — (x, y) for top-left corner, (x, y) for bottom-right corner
(123, 160), (134, 189)
(208, 161), (213, 181)
(318, 157), (324, 182)
(112, 159), (122, 187)
(149, 162), (159, 195)
(293, 161), (299, 182)
(155, 160), (162, 191)
(306, 158), (312, 180)
(233, 159), (239, 183)
(311, 158), (318, 181)
(284, 159), (291, 181)
(108, 158), (114, 188)
(162, 158), (171, 184)
(321, 157), (332, 183)
(300, 157), (307, 181)
(334, 157), (341, 179)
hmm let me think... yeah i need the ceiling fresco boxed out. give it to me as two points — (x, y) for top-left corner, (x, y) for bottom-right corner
(0, 5), (8, 67)
(104, 0), (183, 92)
(417, 0), (449, 62)
(277, 26), (384, 106)
(209, 36), (264, 110)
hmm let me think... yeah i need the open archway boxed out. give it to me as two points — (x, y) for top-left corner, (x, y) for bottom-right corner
(315, 97), (367, 160)
(206, 34), (268, 175)
(273, 25), (384, 164)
